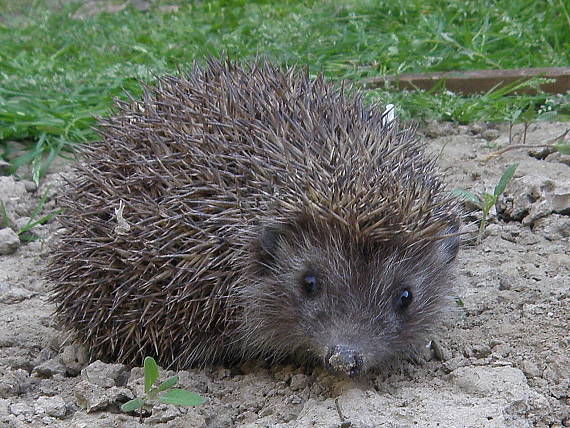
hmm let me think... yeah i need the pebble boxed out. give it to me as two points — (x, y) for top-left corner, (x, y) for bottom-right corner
(0, 398), (10, 416)
(534, 215), (570, 241)
(430, 340), (452, 362)
(481, 129), (500, 141)
(22, 181), (37, 193)
(0, 228), (19, 255)
(32, 357), (67, 378)
(519, 361), (541, 379)
(0, 284), (35, 304)
(146, 404), (181, 424)
(33, 396), (66, 418)
(9, 402), (33, 417)
(60, 345), (88, 376)
(468, 122), (486, 135)
(289, 374), (308, 391)
(81, 360), (128, 388)
(74, 381), (133, 413)
(441, 357), (465, 374)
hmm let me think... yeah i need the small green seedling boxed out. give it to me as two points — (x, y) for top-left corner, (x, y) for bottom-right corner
(121, 356), (204, 423)
(0, 185), (61, 242)
(453, 163), (518, 243)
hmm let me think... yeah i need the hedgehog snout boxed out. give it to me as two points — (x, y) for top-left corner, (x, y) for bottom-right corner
(325, 344), (363, 377)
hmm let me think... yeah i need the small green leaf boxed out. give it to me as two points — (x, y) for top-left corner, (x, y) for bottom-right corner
(144, 357), (159, 393)
(155, 375), (179, 393)
(121, 398), (145, 412)
(451, 189), (482, 207)
(554, 142), (570, 155)
(158, 389), (205, 407)
(493, 163), (518, 198)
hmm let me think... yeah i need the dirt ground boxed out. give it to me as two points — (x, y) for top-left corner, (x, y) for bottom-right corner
(0, 121), (569, 427)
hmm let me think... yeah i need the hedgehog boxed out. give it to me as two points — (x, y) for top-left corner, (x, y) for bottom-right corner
(48, 59), (462, 377)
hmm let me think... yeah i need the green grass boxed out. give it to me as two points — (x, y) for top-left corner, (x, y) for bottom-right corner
(1, 0), (569, 179)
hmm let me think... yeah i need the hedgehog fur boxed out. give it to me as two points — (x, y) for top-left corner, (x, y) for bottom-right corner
(48, 59), (462, 376)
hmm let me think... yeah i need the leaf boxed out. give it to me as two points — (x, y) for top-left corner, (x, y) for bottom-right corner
(493, 163), (518, 197)
(451, 189), (482, 207)
(143, 357), (159, 394)
(554, 142), (570, 155)
(155, 376), (179, 393)
(158, 389), (205, 407)
(121, 398), (145, 412)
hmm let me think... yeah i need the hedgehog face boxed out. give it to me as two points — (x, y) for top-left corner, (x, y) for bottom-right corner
(241, 223), (459, 376)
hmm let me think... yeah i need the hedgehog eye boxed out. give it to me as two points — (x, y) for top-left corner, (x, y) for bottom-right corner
(302, 274), (318, 297)
(397, 289), (413, 309)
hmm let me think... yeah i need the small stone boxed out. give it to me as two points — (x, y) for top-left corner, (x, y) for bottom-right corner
(34, 396), (66, 418)
(289, 374), (308, 391)
(9, 402), (33, 417)
(0, 284), (35, 304)
(449, 366), (528, 397)
(60, 345), (88, 376)
(423, 121), (458, 138)
(0, 228), (19, 255)
(73, 381), (106, 412)
(468, 122), (486, 135)
(0, 176), (27, 200)
(498, 277), (512, 291)
(0, 369), (31, 398)
(548, 254), (570, 271)
(481, 129), (500, 141)
(32, 357), (66, 378)
(21, 181), (37, 193)
(132, 0), (151, 11)
(0, 398), (10, 416)
(441, 357), (465, 374)
(14, 217), (31, 231)
(430, 340), (452, 361)
(258, 406), (273, 418)
(74, 380), (133, 413)
(146, 404), (181, 424)
(528, 145), (556, 159)
(42, 416), (57, 424)
(33, 348), (57, 368)
(534, 215), (570, 241)
(552, 191), (570, 213)
(473, 345), (492, 359)
(519, 361), (541, 379)
(0, 159), (9, 175)
(81, 360), (128, 388)
(491, 344), (511, 358)
(210, 367), (231, 380)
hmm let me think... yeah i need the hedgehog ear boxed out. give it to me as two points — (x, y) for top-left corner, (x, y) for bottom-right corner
(254, 224), (288, 271)
(437, 222), (460, 265)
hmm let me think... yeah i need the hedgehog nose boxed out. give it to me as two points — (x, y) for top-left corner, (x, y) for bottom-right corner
(326, 345), (363, 377)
